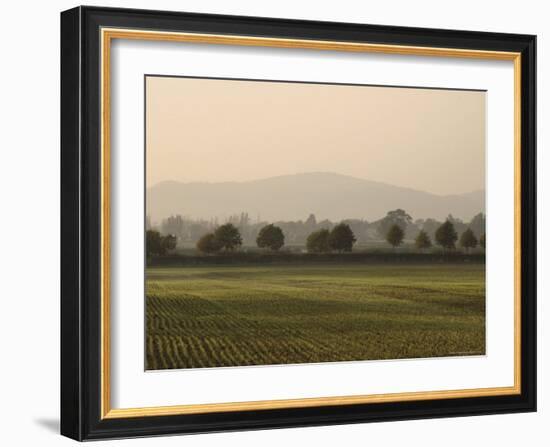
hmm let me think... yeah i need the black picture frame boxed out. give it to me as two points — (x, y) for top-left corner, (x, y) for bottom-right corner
(61, 5), (536, 441)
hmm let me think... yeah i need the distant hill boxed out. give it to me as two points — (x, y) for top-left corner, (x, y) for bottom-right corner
(146, 172), (485, 223)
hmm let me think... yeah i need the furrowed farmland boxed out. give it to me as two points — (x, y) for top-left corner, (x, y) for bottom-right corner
(145, 262), (485, 370)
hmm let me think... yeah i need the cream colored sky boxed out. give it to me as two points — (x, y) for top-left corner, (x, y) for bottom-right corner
(146, 76), (485, 195)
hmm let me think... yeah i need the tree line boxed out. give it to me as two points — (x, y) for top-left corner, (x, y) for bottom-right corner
(388, 221), (484, 252)
(150, 210), (485, 248)
(146, 212), (485, 257)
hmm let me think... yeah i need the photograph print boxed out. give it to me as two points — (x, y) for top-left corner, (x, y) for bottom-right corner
(145, 75), (486, 371)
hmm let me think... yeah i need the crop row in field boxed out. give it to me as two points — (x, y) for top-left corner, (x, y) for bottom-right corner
(145, 263), (485, 370)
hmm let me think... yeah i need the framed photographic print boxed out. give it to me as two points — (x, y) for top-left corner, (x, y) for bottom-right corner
(60, 6), (536, 441)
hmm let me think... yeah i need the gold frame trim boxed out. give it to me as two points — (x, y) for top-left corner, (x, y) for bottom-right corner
(100, 27), (522, 419)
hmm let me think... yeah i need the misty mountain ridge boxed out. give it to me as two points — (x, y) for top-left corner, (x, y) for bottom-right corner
(147, 172), (485, 223)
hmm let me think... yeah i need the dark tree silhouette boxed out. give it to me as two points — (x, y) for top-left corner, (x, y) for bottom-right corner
(386, 224), (404, 248)
(415, 230), (432, 250)
(146, 230), (176, 257)
(306, 229), (331, 253)
(161, 234), (177, 253)
(378, 209), (413, 238)
(196, 233), (222, 254)
(445, 214), (467, 238)
(435, 220), (458, 251)
(256, 224), (285, 251)
(459, 228), (478, 253)
(480, 233), (486, 250)
(328, 223), (356, 253)
(213, 223), (242, 251)
(146, 230), (163, 257)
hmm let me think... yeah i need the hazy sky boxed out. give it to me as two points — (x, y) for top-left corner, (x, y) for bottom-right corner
(146, 76), (485, 195)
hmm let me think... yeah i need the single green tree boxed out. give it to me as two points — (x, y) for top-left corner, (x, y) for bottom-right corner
(306, 229), (331, 253)
(328, 223), (356, 253)
(480, 233), (486, 250)
(415, 229), (432, 251)
(459, 228), (478, 253)
(386, 224), (405, 249)
(213, 223), (242, 251)
(196, 233), (222, 254)
(435, 220), (458, 251)
(256, 224), (285, 251)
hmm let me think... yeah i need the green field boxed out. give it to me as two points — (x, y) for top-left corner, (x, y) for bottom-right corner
(146, 263), (485, 370)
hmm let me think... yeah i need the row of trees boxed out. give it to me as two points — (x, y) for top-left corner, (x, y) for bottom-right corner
(193, 222), (358, 254)
(385, 221), (485, 252)
(195, 223), (286, 254)
(186, 220), (485, 255)
(151, 210), (486, 247)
